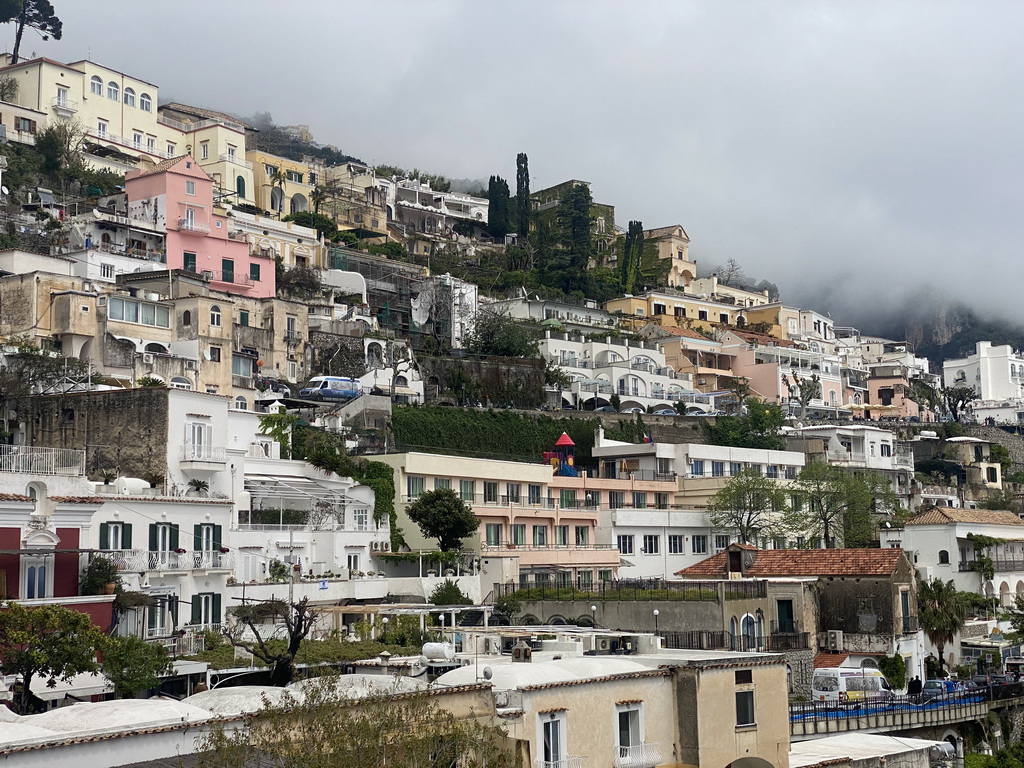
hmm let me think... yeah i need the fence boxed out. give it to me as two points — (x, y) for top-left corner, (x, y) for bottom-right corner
(0, 445), (85, 476)
(660, 629), (811, 652)
(495, 578), (768, 603)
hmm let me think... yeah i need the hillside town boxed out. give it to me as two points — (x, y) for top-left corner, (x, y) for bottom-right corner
(0, 30), (1019, 768)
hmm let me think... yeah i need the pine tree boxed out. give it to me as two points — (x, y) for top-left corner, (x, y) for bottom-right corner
(515, 152), (530, 238)
(0, 0), (62, 64)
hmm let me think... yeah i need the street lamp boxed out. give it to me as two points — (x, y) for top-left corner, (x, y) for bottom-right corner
(653, 609), (660, 635)
(380, 616), (389, 642)
(590, 604), (598, 628)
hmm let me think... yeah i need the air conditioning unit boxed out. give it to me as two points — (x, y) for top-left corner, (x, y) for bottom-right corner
(827, 630), (844, 652)
(698, 379), (707, 385)
(185, 360), (198, 371)
(380, 542), (390, 552)
(371, 541), (380, 552)
(142, 353), (154, 364)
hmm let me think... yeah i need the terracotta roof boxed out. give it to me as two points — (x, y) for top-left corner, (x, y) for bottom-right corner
(50, 496), (104, 504)
(160, 102), (255, 130)
(812, 652), (850, 668)
(642, 225), (690, 241)
(728, 329), (796, 348)
(0, 56), (78, 74)
(659, 326), (712, 341)
(905, 508), (1024, 527)
(675, 548), (905, 578)
(0, 494), (33, 502)
(126, 155), (196, 180)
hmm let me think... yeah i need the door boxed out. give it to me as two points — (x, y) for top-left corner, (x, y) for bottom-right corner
(777, 599), (795, 634)
(542, 717), (562, 766)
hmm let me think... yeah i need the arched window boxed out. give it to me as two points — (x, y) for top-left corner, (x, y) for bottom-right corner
(26, 481), (45, 500)
(1013, 365), (1018, 378)
(123, 87), (136, 107)
(235, 175), (246, 199)
(234, 396), (248, 410)
(107, 81), (119, 101)
(182, 310), (192, 326)
(139, 93), (152, 111)
(90, 75), (102, 95)
(144, 342), (167, 354)
(742, 615), (757, 650)
(210, 305), (222, 327)
(939, 550), (950, 564)
(170, 377), (192, 390)
(395, 376), (408, 387)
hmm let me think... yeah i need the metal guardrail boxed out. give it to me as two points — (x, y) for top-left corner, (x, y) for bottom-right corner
(0, 445), (86, 476)
(496, 579), (768, 602)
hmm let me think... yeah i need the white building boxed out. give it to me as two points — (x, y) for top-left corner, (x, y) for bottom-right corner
(944, 341), (1024, 400)
(487, 296), (620, 336)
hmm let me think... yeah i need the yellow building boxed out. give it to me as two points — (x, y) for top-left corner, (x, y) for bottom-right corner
(605, 289), (742, 334)
(247, 150), (314, 217)
(643, 224), (696, 288)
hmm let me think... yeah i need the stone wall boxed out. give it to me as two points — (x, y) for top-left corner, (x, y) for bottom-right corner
(420, 355), (546, 408)
(306, 330), (367, 379)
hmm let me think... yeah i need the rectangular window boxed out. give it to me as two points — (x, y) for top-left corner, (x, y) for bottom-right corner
(668, 534), (684, 554)
(287, 170), (303, 183)
(657, 457), (672, 476)
(485, 523), (502, 546)
(643, 534), (660, 554)
(542, 713), (565, 766)
(264, 164), (277, 176)
(715, 534), (730, 551)
(132, 131), (143, 149)
(511, 524), (526, 546)
(506, 483), (521, 504)
(484, 481), (499, 504)
(698, 309), (708, 321)
(791, 494), (803, 512)
(731, 462), (743, 476)
(183, 251), (197, 272)
(617, 706), (641, 750)
(147, 136), (156, 152)
(609, 491), (625, 509)
(720, 313), (729, 324)
(166, 142), (176, 157)
(209, 346), (221, 362)
(250, 262), (261, 282)
(632, 492), (647, 508)
(575, 526), (589, 546)
(712, 461), (725, 477)
(231, 354), (252, 377)
(238, 310), (249, 327)
(222, 259), (235, 283)
(785, 466), (797, 480)
(655, 492), (669, 509)
(617, 535), (634, 555)
(533, 525), (547, 546)
(185, 180), (196, 196)
(200, 142), (209, 159)
(735, 669), (753, 685)
(559, 488), (577, 509)
(555, 525), (569, 546)
(691, 460), (704, 477)
(100, 263), (114, 279)
(459, 480), (474, 502)
(407, 476), (425, 499)
(227, 145), (236, 159)
(528, 484), (542, 505)
(692, 535), (708, 554)
(735, 690), (755, 726)
(434, 477), (450, 491)
(96, 119), (108, 136)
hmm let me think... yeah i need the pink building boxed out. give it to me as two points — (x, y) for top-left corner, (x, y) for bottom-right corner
(125, 157), (276, 298)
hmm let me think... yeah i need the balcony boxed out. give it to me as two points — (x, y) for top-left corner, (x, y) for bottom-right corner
(615, 743), (661, 768)
(105, 549), (233, 572)
(180, 443), (227, 471)
(284, 330), (303, 343)
(202, 269), (253, 286)
(536, 758), (584, 768)
(52, 96), (78, 116)
(0, 445), (85, 476)
(902, 615), (919, 634)
(771, 619), (799, 634)
(178, 218), (211, 235)
(232, 374), (254, 389)
(218, 152), (253, 169)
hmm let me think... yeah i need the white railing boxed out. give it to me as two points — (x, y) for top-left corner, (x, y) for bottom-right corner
(178, 218), (211, 234)
(614, 743), (661, 768)
(52, 96), (78, 112)
(181, 443), (227, 462)
(536, 758), (584, 768)
(105, 549), (232, 572)
(218, 152), (253, 169)
(0, 445), (85, 476)
(158, 115), (246, 133)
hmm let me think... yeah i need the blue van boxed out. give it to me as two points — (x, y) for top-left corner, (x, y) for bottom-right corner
(299, 376), (362, 401)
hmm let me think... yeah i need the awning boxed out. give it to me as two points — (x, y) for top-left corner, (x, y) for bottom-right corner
(244, 474), (368, 511)
(0, 672), (113, 702)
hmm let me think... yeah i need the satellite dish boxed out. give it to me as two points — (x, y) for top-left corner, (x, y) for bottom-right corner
(482, 667), (493, 680)
(1, 186), (9, 195)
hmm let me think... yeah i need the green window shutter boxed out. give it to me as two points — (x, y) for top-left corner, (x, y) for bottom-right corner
(99, 523), (109, 550)
(170, 524), (180, 550)
(123, 523), (132, 549)
(213, 593), (222, 623)
(148, 524), (158, 552)
(194, 524), (202, 551)
(191, 595), (202, 625)
(169, 596), (178, 626)
(213, 525), (223, 549)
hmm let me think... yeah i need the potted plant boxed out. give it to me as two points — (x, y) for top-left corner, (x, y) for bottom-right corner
(187, 478), (210, 497)
(98, 468), (117, 485)
(81, 555), (120, 596)
(142, 470), (165, 494)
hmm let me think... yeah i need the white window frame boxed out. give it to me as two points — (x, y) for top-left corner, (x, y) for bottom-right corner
(538, 711), (567, 768)
(21, 554), (52, 600)
(90, 76), (102, 95)
(107, 81), (119, 101)
(615, 703), (644, 753)
(123, 87), (136, 107)
(139, 93), (152, 112)
(185, 180), (196, 196)
(200, 142), (209, 160)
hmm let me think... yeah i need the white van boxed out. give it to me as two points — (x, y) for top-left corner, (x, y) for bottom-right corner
(811, 668), (893, 703)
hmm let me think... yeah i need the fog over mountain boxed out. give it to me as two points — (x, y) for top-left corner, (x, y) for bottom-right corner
(13, 2), (1024, 346)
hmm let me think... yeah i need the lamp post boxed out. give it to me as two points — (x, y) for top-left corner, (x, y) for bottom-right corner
(590, 604), (598, 628)
(380, 616), (389, 642)
(653, 609), (660, 635)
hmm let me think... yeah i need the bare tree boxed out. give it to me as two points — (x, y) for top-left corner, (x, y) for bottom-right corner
(225, 597), (318, 687)
(782, 371), (821, 419)
(717, 258), (746, 287)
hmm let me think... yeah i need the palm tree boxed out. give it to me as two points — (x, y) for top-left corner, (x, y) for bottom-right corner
(269, 169), (288, 215)
(310, 185), (328, 215)
(917, 577), (968, 673)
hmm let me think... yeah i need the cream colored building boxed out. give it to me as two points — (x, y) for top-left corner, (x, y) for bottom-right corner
(247, 150), (314, 217)
(606, 289), (744, 334)
(226, 209), (322, 269)
(643, 224), (696, 289)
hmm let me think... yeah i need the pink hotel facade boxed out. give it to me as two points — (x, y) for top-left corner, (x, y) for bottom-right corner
(379, 451), (678, 585)
(124, 156), (276, 298)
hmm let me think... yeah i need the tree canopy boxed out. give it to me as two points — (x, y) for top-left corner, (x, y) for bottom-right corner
(707, 467), (789, 544)
(464, 310), (539, 358)
(282, 210), (338, 241)
(701, 397), (786, 450)
(487, 175), (510, 239)
(917, 577), (968, 672)
(942, 386), (976, 421)
(226, 597), (318, 687)
(101, 635), (172, 698)
(0, 0), (62, 64)
(406, 488), (479, 551)
(791, 462), (896, 548)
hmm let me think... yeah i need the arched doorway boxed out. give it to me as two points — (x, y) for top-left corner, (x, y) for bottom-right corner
(290, 193), (308, 214)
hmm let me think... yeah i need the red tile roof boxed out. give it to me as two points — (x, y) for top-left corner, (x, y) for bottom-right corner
(659, 326), (712, 340)
(0, 494), (33, 502)
(812, 652), (850, 668)
(906, 508), (1024, 527)
(676, 548), (905, 578)
(50, 496), (104, 504)
(728, 329), (796, 348)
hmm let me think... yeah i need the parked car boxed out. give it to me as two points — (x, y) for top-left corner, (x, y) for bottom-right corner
(653, 409), (677, 416)
(595, 406), (617, 413)
(920, 679), (958, 702)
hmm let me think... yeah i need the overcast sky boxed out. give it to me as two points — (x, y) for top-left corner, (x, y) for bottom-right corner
(7, 1), (1023, 330)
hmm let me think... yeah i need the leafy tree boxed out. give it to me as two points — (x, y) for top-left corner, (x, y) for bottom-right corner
(464, 310), (538, 358)
(199, 684), (519, 768)
(226, 597), (318, 687)
(258, 406), (301, 459)
(0, 0), (62, 64)
(101, 635), (172, 698)
(282, 210), (338, 241)
(515, 152), (530, 238)
(990, 443), (1013, 473)
(791, 462), (897, 548)
(707, 467), (789, 544)
(407, 488), (479, 551)
(487, 175), (510, 239)
(0, 75), (17, 102)
(909, 377), (941, 412)
(367, 241), (405, 259)
(918, 577), (968, 672)
(0, 602), (105, 713)
(701, 397), (786, 450)
(34, 118), (88, 194)
(619, 220), (644, 295)
(942, 385), (976, 421)
(781, 371), (821, 419)
(430, 578), (472, 606)
(877, 652), (906, 691)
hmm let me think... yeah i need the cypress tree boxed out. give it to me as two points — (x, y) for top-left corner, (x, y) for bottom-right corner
(487, 175), (510, 239)
(516, 152), (530, 238)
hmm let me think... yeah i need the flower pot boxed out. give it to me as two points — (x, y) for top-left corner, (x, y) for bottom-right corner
(103, 582), (116, 595)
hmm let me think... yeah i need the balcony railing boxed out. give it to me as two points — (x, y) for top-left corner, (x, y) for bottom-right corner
(284, 330), (303, 342)
(771, 619), (799, 634)
(232, 374), (254, 389)
(960, 559), (1024, 573)
(615, 743), (661, 768)
(902, 615), (919, 634)
(181, 443), (227, 462)
(218, 152), (253, 169)
(105, 549), (233, 572)
(201, 269), (253, 286)
(178, 218), (211, 235)
(536, 758), (584, 768)
(52, 96), (79, 113)
(0, 445), (85, 476)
